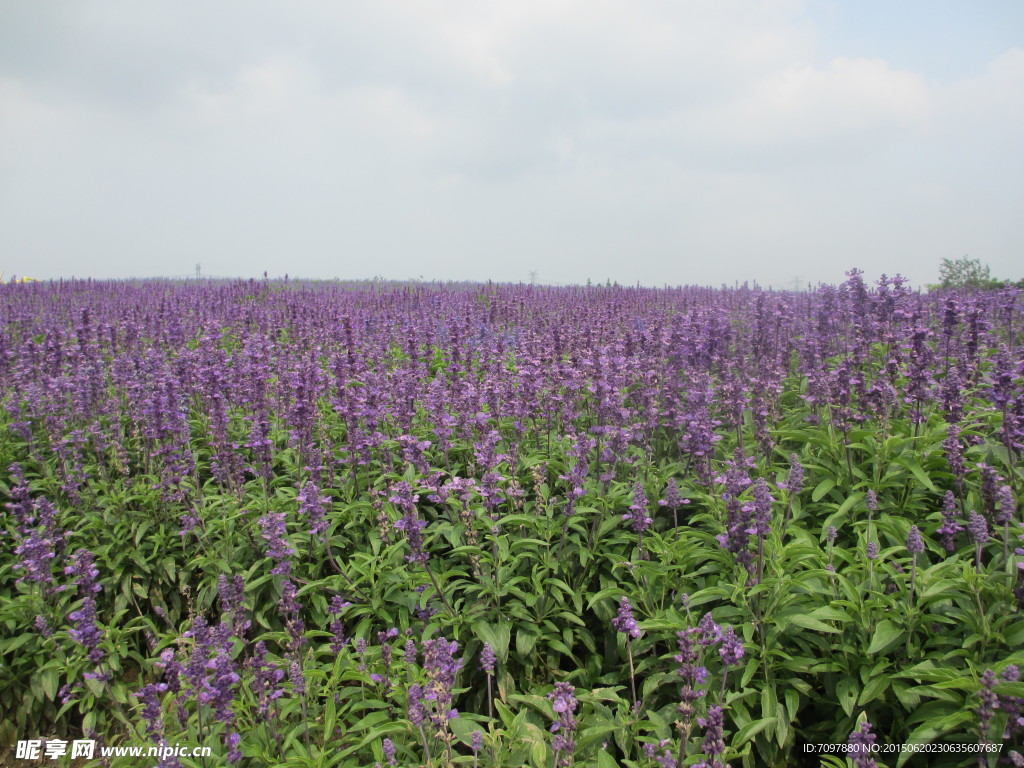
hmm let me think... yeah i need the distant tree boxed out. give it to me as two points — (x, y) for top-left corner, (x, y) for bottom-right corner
(937, 256), (999, 290)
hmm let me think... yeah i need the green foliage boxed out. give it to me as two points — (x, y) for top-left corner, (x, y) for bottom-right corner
(1, 282), (1023, 767)
(934, 256), (1020, 290)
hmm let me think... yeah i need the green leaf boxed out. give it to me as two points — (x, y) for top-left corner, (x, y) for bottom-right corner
(516, 624), (541, 657)
(807, 606), (853, 623)
(734, 717), (776, 748)
(835, 491), (865, 516)
(40, 670), (58, 701)
(576, 723), (619, 752)
(586, 586), (623, 609)
(1003, 620), (1024, 646)
(812, 478), (836, 502)
(995, 681), (1024, 698)
(597, 751), (620, 768)
(786, 614), (843, 634)
(474, 619), (512, 663)
(857, 675), (889, 706)
(866, 620), (904, 655)
(894, 456), (937, 492)
(836, 678), (859, 717)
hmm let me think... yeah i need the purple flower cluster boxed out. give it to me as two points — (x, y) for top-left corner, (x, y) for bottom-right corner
(296, 479), (330, 538)
(65, 549), (104, 664)
(612, 597), (642, 640)
(967, 510), (989, 544)
(1000, 666), (1024, 739)
(257, 512), (295, 576)
(713, 451), (756, 571)
(248, 640), (285, 723)
(480, 642), (496, 674)
(393, 510), (429, 565)
(718, 626), (744, 668)
(847, 720), (879, 768)
(643, 740), (678, 768)
(622, 482), (653, 533)
(783, 454), (804, 495)
(977, 669), (999, 753)
(547, 682), (579, 766)
(937, 490), (963, 551)
(675, 627), (709, 720)
(906, 525), (925, 555)
(421, 636), (462, 725)
(696, 705), (726, 768)
(749, 478), (774, 538)
(8, 467), (65, 587)
(218, 574), (250, 638)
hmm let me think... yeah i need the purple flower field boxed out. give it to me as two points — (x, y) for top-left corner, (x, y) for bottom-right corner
(1, 273), (1022, 767)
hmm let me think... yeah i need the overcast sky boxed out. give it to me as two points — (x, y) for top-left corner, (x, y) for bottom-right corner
(1, 1), (1021, 288)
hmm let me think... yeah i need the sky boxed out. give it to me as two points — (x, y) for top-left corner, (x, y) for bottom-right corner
(1, 1), (1022, 288)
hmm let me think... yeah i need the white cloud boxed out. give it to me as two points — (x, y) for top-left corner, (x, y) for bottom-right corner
(0, 2), (1021, 285)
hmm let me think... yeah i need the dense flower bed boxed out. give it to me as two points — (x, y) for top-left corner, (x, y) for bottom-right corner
(1, 273), (1022, 767)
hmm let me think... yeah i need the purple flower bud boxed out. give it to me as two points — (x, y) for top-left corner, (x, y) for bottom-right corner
(34, 615), (54, 637)
(480, 643), (496, 674)
(967, 510), (989, 544)
(382, 738), (397, 767)
(785, 454), (804, 495)
(907, 525), (925, 555)
(937, 490), (962, 551)
(996, 485), (1017, 526)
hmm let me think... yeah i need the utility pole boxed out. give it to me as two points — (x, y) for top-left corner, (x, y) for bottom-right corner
(195, 263), (201, 280)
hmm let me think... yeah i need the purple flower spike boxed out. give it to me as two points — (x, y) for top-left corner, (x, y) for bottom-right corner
(996, 485), (1017, 526)
(66, 549), (104, 664)
(421, 636), (462, 726)
(718, 626), (743, 667)
(785, 454), (804, 495)
(257, 512), (295, 576)
(622, 482), (653, 533)
(382, 737), (397, 767)
(968, 510), (989, 544)
(547, 682), (578, 766)
(865, 490), (878, 513)
(697, 613), (722, 647)
(612, 597), (642, 639)
(480, 643), (496, 674)
(907, 525), (925, 555)
(937, 491), (963, 551)
(750, 478), (774, 537)
(698, 705), (726, 763)
(847, 720), (879, 768)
